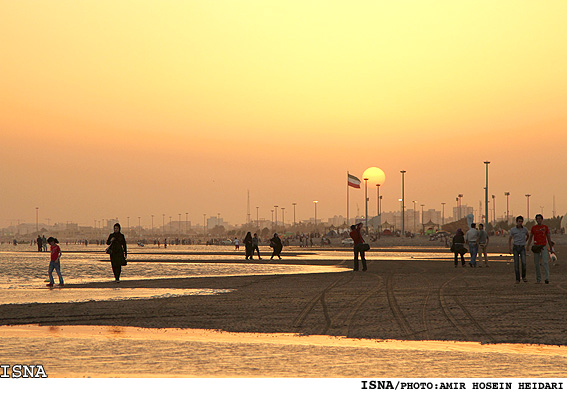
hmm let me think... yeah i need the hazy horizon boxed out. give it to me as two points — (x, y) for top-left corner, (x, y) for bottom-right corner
(2, 1), (566, 228)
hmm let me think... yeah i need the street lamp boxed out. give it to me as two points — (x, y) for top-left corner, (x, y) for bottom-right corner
(401, 170), (406, 235)
(398, 199), (403, 231)
(412, 200), (417, 233)
(292, 203), (297, 227)
(458, 194), (463, 219)
(376, 184), (382, 234)
(281, 207), (285, 229)
(441, 203), (446, 226)
(363, 177), (369, 234)
(421, 204), (425, 234)
(504, 192), (510, 224)
(525, 194), (531, 223)
(313, 201), (318, 229)
(491, 195), (496, 224)
(484, 161), (490, 230)
(274, 206), (278, 229)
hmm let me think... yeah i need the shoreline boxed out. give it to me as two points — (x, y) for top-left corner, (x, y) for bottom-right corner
(1, 249), (566, 346)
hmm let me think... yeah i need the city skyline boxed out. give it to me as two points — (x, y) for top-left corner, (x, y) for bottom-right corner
(2, 1), (566, 228)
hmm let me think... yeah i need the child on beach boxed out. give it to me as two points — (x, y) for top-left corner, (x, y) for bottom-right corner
(47, 237), (64, 287)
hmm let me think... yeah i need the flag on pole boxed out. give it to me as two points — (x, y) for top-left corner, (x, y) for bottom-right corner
(348, 174), (361, 188)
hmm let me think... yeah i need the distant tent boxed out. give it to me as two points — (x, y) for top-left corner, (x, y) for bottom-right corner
(423, 220), (440, 231)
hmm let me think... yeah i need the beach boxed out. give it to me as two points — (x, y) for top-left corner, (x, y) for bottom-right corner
(1, 237), (566, 377)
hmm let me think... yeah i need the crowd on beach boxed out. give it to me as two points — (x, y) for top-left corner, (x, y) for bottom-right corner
(30, 212), (560, 288)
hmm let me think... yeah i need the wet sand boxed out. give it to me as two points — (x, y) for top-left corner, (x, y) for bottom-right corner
(2, 241), (566, 347)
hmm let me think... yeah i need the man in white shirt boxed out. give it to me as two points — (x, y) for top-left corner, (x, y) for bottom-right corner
(465, 223), (480, 267)
(509, 216), (529, 284)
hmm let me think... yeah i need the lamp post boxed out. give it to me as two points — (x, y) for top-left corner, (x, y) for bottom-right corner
(441, 202), (446, 226)
(271, 210), (274, 228)
(398, 199), (403, 231)
(127, 216), (130, 231)
(274, 206), (278, 230)
(491, 195), (496, 224)
(421, 204), (425, 234)
(525, 194), (531, 223)
(363, 178), (369, 234)
(458, 194), (463, 219)
(281, 207), (285, 229)
(400, 170), (406, 235)
(292, 203), (297, 227)
(185, 213), (189, 234)
(376, 184), (381, 234)
(504, 192), (510, 224)
(484, 161), (490, 230)
(313, 201), (318, 229)
(412, 201), (417, 233)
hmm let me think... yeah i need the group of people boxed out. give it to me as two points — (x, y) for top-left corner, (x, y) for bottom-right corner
(36, 235), (48, 252)
(509, 214), (555, 284)
(44, 223), (128, 287)
(451, 223), (490, 268)
(241, 232), (283, 260)
(451, 214), (556, 284)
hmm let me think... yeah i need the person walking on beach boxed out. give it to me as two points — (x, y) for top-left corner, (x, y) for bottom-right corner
(509, 216), (529, 284)
(478, 223), (490, 267)
(269, 233), (283, 260)
(527, 214), (553, 284)
(37, 235), (42, 252)
(350, 222), (367, 271)
(42, 235), (47, 251)
(451, 228), (467, 267)
(234, 237), (239, 250)
(252, 233), (262, 260)
(106, 223), (127, 283)
(465, 223), (479, 267)
(46, 237), (64, 287)
(243, 232), (253, 260)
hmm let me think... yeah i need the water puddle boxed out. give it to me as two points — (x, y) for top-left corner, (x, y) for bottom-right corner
(0, 288), (232, 305)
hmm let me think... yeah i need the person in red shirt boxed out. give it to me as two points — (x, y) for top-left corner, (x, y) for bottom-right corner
(527, 214), (553, 284)
(46, 237), (64, 287)
(349, 222), (367, 271)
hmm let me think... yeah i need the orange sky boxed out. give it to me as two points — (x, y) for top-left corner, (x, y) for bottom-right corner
(1, 0), (566, 228)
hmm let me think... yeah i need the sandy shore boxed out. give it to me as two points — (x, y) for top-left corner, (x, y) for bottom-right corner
(1, 240), (566, 346)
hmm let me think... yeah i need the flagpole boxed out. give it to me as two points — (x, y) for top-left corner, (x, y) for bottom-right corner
(346, 171), (349, 227)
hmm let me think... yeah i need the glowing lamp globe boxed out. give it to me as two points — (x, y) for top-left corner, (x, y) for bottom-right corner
(362, 167), (386, 185)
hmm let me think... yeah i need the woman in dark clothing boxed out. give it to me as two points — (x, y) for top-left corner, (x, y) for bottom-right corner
(269, 233), (283, 260)
(451, 228), (467, 267)
(243, 232), (253, 260)
(106, 223), (127, 282)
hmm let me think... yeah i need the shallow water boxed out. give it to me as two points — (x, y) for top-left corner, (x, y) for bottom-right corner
(0, 245), (350, 304)
(1, 325), (566, 378)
